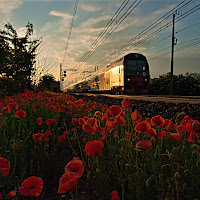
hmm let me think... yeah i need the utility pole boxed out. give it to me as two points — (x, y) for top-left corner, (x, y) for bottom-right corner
(60, 63), (62, 91)
(170, 14), (175, 95)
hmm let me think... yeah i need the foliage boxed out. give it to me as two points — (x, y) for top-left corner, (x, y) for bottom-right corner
(0, 22), (41, 95)
(0, 91), (200, 199)
(37, 74), (59, 92)
(150, 73), (200, 95)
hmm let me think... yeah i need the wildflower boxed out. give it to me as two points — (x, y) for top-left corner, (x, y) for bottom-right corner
(0, 193), (2, 199)
(46, 119), (56, 125)
(18, 176), (43, 197)
(135, 121), (151, 133)
(33, 133), (43, 141)
(188, 132), (198, 142)
(131, 110), (140, 121)
(115, 114), (125, 126)
(71, 118), (78, 125)
(57, 171), (78, 194)
(82, 123), (95, 134)
(43, 130), (51, 142)
(136, 141), (152, 151)
(109, 105), (122, 116)
(121, 98), (131, 109)
(58, 135), (67, 143)
(8, 102), (18, 110)
(170, 133), (181, 142)
(0, 157), (10, 176)
(15, 110), (27, 118)
(111, 190), (120, 200)
(151, 115), (165, 127)
(84, 140), (103, 156)
(165, 119), (175, 131)
(7, 190), (16, 199)
(158, 131), (168, 139)
(36, 117), (42, 125)
(65, 157), (84, 178)
(146, 128), (157, 139)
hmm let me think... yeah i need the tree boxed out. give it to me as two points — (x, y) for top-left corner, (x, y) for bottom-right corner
(37, 74), (58, 91)
(0, 22), (41, 94)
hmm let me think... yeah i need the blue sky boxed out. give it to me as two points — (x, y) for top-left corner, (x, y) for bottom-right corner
(0, 0), (200, 87)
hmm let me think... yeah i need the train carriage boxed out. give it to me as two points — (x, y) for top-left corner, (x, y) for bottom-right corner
(64, 53), (150, 94)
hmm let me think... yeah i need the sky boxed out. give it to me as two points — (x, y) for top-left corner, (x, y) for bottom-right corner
(0, 0), (200, 88)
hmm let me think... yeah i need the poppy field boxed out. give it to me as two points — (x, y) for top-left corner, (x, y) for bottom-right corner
(0, 90), (200, 199)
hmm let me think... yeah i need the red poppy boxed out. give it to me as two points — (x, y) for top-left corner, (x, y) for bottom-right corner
(115, 115), (125, 126)
(121, 98), (131, 109)
(111, 190), (120, 200)
(134, 121), (151, 133)
(0, 103), (3, 109)
(49, 105), (56, 111)
(0, 193), (2, 199)
(131, 110), (140, 121)
(71, 118), (78, 125)
(33, 133), (43, 141)
(102, 105), (108, 112)
(7, 190), (16, 199)
(158, 131), (168, 139)
(46, 119), (56, 125)
(78, 118), (85, 125)
(94, 111), (102, 118)
(65, 157), (84, 178)
(18, 176), (43, 197)
(63, 130), (70, 136)
(136, 141), (152, 151)
(151, 115), (165, 127)
(43, 130), (51, 142)
(58, 135), (67, 143)
(84, 140), (103, 156)
(58, 104), (67, 112)
(36, 117), (42, 125)
(109, 105), (122, 116)
(57, 171), (78, 194)
(82, 123), (95, 134)
(146, 128), (157, 138)
(188, 132), (198, 142)
(176, 125), (186, 135)
(165, 119), (175, 131)
(0, 157), (10, 176)
(186, 120), (200, 133)
(181, 115), (190, 125)
(15, 110), (27, 118)
(106, 119), (115, 133)
(3, 106), (10, 113)
(8, 102), (18, 110)
(170, 133), (181, 142)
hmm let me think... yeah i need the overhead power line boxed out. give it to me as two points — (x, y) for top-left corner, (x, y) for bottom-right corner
(62, 0), (79, 66)
(73, 0), (142, 70)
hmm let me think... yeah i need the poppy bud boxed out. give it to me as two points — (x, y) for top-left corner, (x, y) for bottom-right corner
(169, 153), (173, 161)
(96, 168), (101, 173)
(174, 172), (180, 181)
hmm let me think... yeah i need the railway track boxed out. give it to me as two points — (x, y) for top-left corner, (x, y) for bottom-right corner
(71, 93), (200, 104)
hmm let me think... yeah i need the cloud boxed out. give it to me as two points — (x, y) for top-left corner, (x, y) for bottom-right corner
(0, 0), (23, 14)
(49, 10), (72, 19)
(80, 4), (102, 12)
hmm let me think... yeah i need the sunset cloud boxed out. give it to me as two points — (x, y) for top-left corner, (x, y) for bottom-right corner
(0, 0), (22, 14)
(49, 10), (72, 19)
(80, 4), (102, 12)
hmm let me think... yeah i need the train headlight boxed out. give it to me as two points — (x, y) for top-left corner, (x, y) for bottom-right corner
(145, 79), (147, 81)
(128, 78), (130, 81)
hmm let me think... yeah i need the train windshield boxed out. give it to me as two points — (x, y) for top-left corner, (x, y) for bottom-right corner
(127, 60), (147, 75)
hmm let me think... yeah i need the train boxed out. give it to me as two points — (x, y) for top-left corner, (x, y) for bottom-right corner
(64, 53), (150, 95)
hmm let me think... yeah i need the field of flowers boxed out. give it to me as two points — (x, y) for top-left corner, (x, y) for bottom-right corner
(0, 90), (200, 200)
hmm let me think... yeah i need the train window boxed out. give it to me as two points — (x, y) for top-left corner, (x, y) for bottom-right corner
(137, 60), (146, 70)
(127, 60), (137, 70)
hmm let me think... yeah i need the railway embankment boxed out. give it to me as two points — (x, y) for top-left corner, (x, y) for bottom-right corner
(72, 94), (200, 122)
